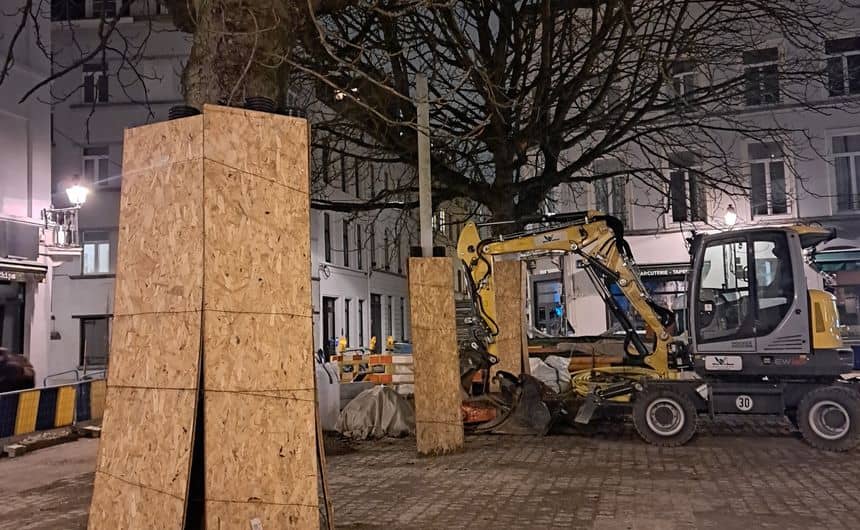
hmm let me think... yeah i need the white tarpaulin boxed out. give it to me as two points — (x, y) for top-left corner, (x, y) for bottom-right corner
(336, 386), (415, 439)
(528, 355), (571, 393)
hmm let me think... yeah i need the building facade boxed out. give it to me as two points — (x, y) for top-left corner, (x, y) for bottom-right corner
(543, 35), (860, 345)
(48, 1), (414, 382)
(0, 1), (62, 383)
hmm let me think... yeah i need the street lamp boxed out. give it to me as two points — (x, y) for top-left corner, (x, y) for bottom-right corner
(724, 204), (737, 228)
(66, 183), (89, 207)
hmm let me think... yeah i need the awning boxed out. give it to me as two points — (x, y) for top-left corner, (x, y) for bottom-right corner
(811, 249), (860, 272)
(0, 258), (48, 283)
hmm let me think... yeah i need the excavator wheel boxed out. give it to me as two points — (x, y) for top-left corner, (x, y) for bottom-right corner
(797, 385), (860, 452)
(632, 387), (697, 447)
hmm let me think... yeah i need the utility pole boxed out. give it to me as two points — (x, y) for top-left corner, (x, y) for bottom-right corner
(416, 73), (433, 257)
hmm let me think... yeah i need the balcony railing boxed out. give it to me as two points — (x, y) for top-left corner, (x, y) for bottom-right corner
(41, 206), (81, 248)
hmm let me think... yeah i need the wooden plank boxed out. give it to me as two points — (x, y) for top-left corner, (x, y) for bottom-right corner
(408, 258), (464, 456)
(493, 259), (526, 384)
(88, 115), (204, 530)
(201, 105), (319, 528)
(520, 262), (531, 375)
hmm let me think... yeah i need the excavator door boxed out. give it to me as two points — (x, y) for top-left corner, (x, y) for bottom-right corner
(689, 229), (812, 375)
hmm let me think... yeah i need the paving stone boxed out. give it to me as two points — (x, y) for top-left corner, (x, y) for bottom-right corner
(1, 417), (859, 529)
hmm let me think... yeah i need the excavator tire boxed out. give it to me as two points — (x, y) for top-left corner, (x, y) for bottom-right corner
(632, 387), (697, 447)
(797, 385), (860, 452)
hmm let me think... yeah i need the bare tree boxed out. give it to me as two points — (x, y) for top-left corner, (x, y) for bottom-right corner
(289, 1), (857, 225)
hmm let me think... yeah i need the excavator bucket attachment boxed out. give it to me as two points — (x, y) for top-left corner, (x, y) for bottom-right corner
(468, 372), (552, 435)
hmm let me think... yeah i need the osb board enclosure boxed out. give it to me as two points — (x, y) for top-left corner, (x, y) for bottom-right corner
(90, 114), (205, 530)
(200, 105), (318, 528)
(89, 105), (319, 529)
(408, 257), (464, 456)
(492, 259), (526, 385)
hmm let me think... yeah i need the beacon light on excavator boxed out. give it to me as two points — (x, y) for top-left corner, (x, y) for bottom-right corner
(456, 210), (859, 451)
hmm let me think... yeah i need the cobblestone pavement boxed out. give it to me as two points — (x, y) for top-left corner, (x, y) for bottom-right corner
(1, 418), (859, 529)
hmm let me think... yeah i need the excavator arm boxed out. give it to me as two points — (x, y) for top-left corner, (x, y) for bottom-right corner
(457, 210), (677, 378)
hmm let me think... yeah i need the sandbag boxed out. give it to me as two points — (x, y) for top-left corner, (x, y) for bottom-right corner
(336, 386), (415, 439)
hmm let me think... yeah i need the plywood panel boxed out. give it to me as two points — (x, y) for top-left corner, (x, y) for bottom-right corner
(121, 115), (203, 174)
(204, 312), (313, 392)
(96, 387), (198, 499)
(113, 158), (204, 316)
(88, 472), (185, 530)
(89, 114), (204, 530)
(202, 160), (311, 316)
(408, 258), (464, 456)
(201, 106), (319, 528)
(202, 104), (309, 193)
(204, 391), (319, 530)
(492, 259), (526, 384)
(108, 313), (202, 389)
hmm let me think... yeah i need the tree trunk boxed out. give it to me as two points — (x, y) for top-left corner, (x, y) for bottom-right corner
(181, 1), (299, 107)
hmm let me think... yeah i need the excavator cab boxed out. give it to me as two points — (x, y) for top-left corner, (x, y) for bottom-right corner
(688, 226), (852, 378)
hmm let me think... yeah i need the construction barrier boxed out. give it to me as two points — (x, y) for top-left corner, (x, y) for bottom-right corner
(0, 378), (107, 438)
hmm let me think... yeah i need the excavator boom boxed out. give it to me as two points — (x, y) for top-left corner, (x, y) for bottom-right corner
(457, 210), (676, 378)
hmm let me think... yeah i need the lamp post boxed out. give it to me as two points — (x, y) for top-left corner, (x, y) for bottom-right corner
(724, 204), (737, 229)
(66, 183), (89, 207)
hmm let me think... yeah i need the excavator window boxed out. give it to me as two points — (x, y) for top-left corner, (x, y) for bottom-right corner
(697, 239), (754, 343)
(753, 235), (794, 336)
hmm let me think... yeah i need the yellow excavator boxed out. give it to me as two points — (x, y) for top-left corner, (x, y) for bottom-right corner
(456, 210), (858, 451)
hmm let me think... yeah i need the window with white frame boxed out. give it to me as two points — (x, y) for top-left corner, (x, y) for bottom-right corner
(383, 228), (391, 271)
(323, 213), (332, 262)
(83, 146), (110, 186)
(355, 223), (363, 270)
(92, 0), (118, 17)
(592, 158), (627, 225)
(669, 59), (698, 103)
(668, 151), (707, 223)
(748, 142), (789, 217)
(83, 63), (108, 103)
(832, 133), (860, 211)
(743, 48), (780, 106)
(82, 231), (111, 274)
(826, 37), (860, 97)
(432, 210), (449, 237)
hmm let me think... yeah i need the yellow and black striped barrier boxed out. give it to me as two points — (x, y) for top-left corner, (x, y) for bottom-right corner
(0, 378), (106, 438)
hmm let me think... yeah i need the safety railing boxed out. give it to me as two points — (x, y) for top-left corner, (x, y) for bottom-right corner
(42, 368), (107, 387)
(0, 377), (107, 439)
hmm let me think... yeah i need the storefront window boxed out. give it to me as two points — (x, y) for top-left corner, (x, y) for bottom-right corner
(608, 276), (688, 335)
(0, 281), (25, 354)
(533, 278), (565, 335)
(80, 316), (110, 367)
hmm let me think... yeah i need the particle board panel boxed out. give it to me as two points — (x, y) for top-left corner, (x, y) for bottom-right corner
(88, 472), (186, 530)
(202, 159), (311, 316)
(96, 387), (198, 499)
(408, 258), (464, 455)
(89, 114), (205, 530)
(203, 391), (319, 530)
(121, 115), (203, 174)
(202, 104), (309, 193)
(113, 158), (205, 316)
(203, 311), (313, 392)
(108, 312), (202, 389)
(201, 106), (319, 528)
(492, 259), (526, 383)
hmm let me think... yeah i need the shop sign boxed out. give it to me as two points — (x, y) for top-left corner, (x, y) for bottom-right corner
(0, 270), (27, 282)
(639, 264), (690, 278)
